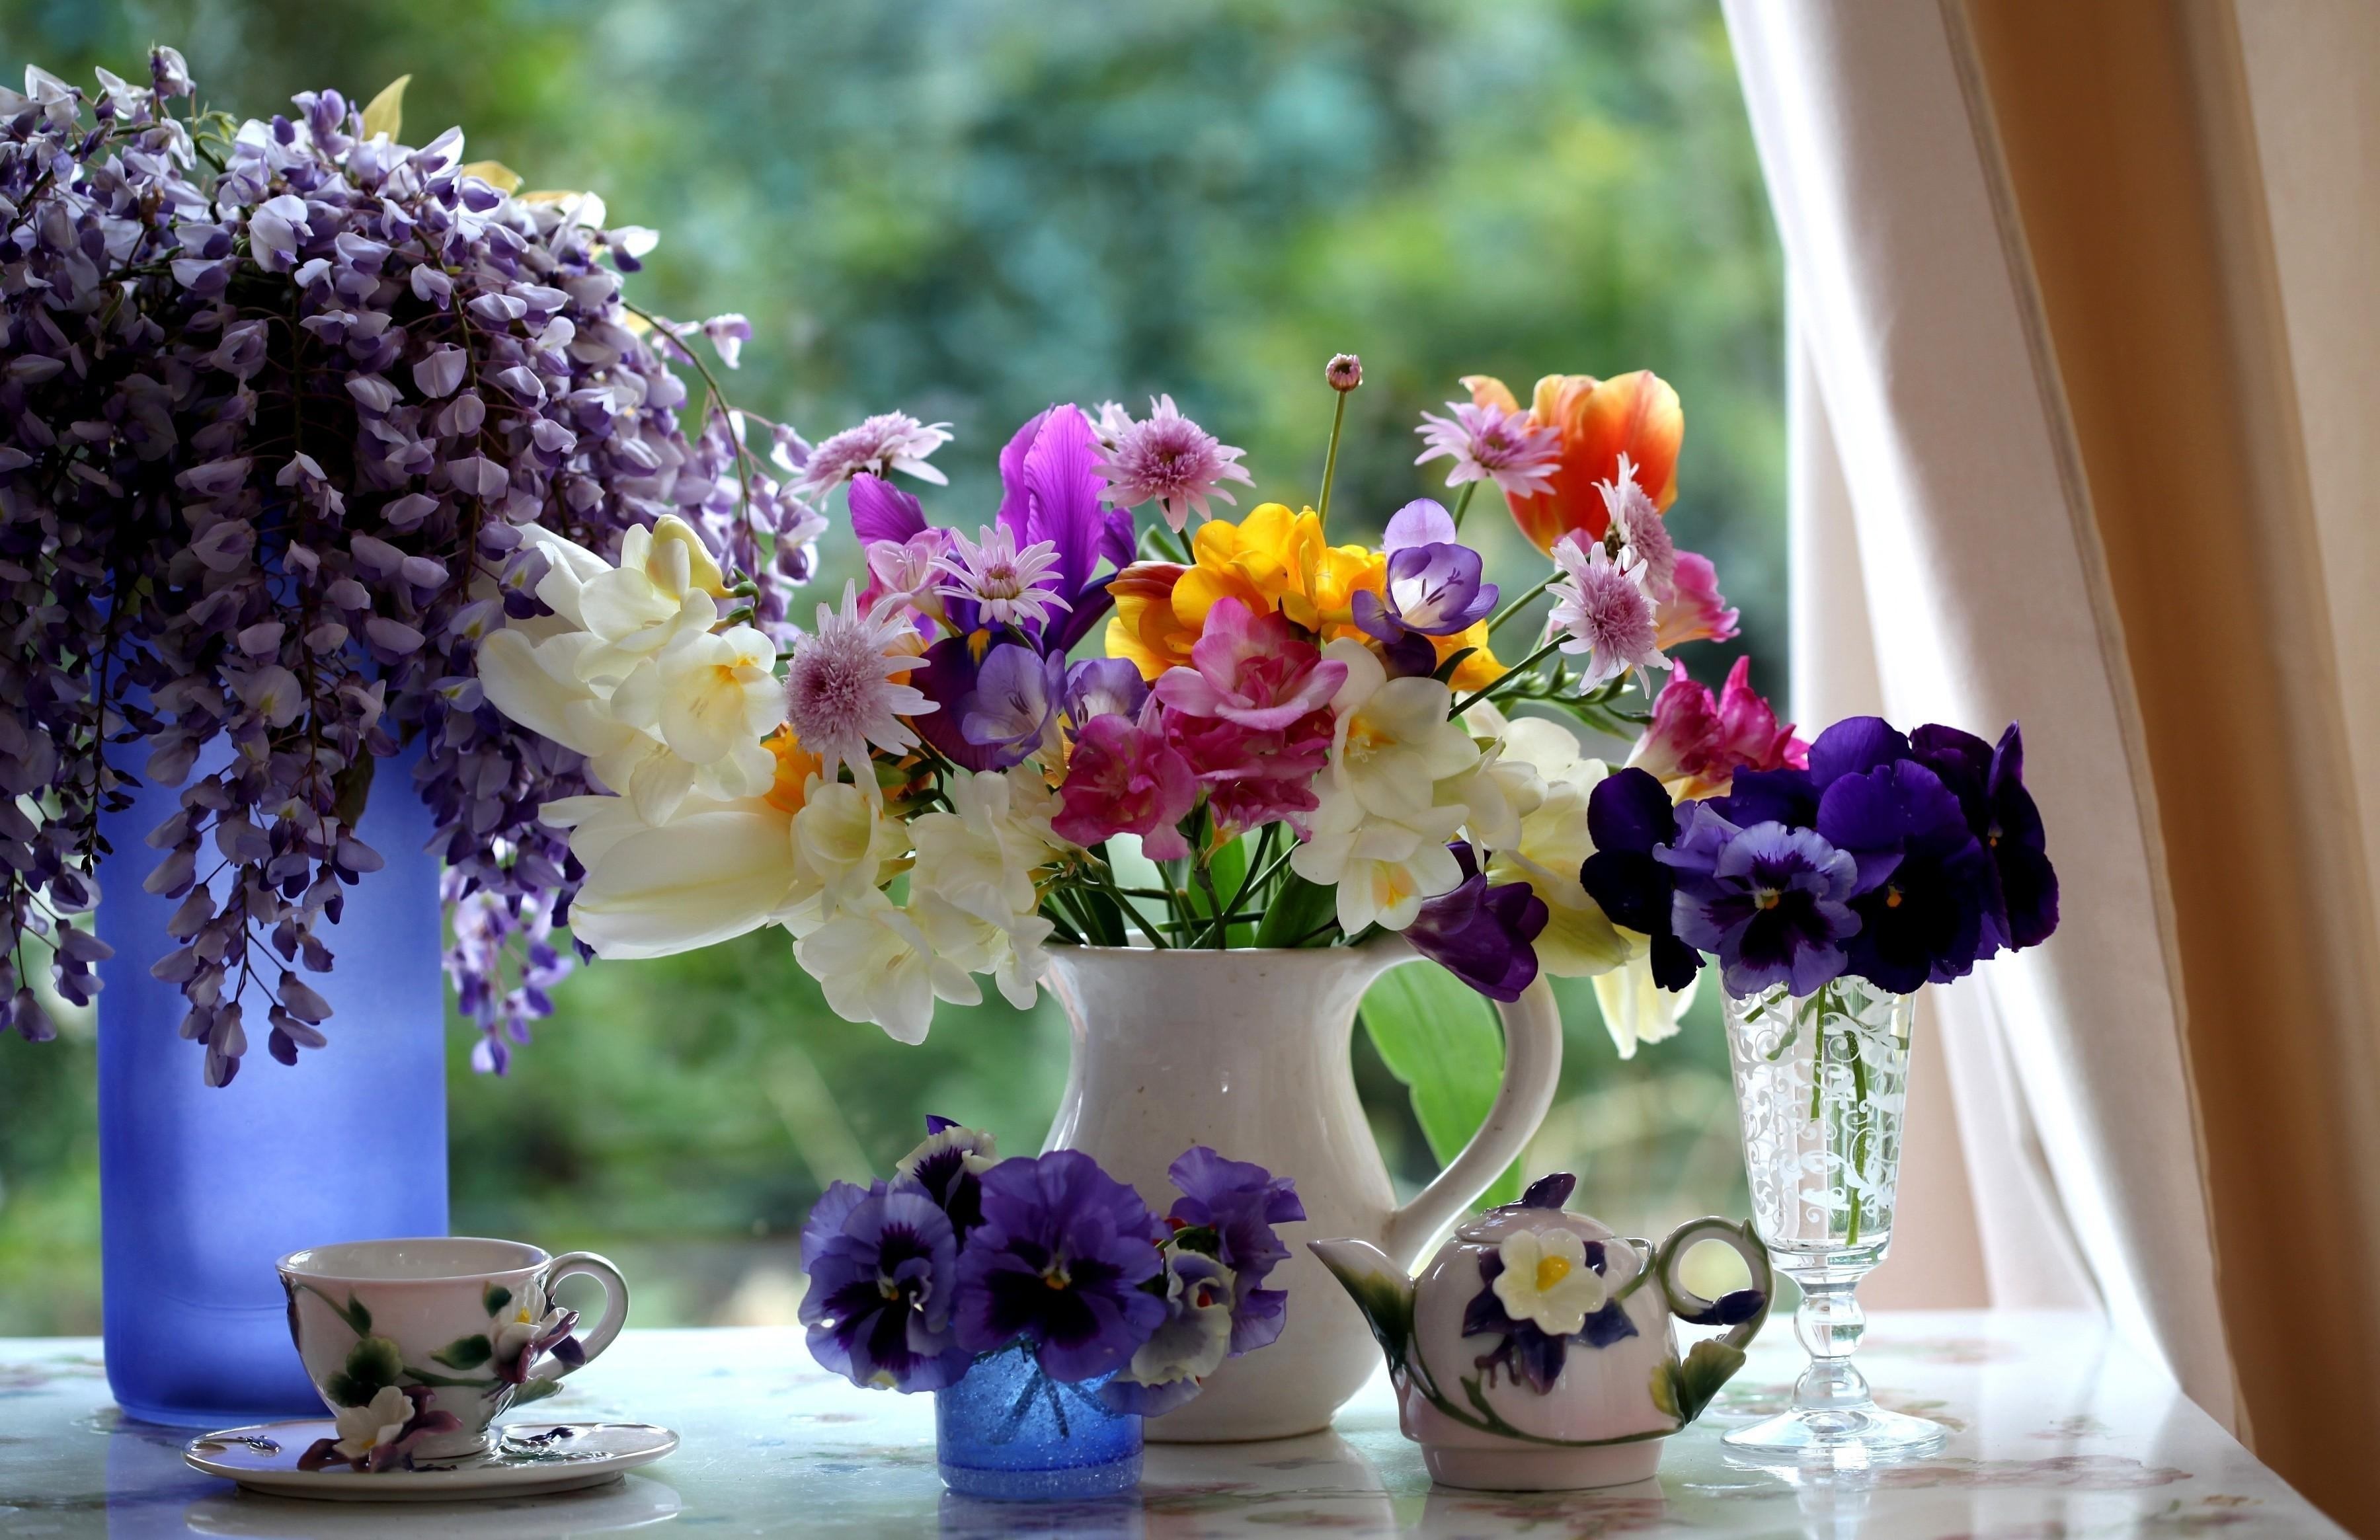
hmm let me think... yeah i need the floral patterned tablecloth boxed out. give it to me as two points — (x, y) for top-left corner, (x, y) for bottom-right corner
(0, 1311), (2344, 1537)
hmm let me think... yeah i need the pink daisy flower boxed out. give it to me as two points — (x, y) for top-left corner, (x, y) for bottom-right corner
(1598, 453), (1675, 603)
(1095, 395), (1255, 533)
(783, 582), (937, 783)
(935, 523), (1071, 630)
(1547, 533), (1669, 690)
(1413, 399), (1562, 499)
(792, 412), (953, 499)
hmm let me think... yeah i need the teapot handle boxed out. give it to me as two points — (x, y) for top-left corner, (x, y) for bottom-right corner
(1378, 966), (1564, 1268)
(1653, 1217), (1774, 1351)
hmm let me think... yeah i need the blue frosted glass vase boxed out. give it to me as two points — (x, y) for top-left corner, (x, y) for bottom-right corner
(93, 744), (448, 1427)
(934, 1344), (1143, 1500)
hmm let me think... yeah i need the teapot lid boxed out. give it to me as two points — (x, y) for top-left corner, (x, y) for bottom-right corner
(1451, 1172), (1620, 1247)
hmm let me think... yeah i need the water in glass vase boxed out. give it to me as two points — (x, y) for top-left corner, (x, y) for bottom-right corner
(933, 1344), (1142, 1500)
(1722, 977), (1944, 1458)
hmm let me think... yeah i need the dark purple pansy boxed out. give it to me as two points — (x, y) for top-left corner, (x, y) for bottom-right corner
(898, 1115), (996, 1239)
(1578, 767), (1704, 989)
(799, 1178), (972, 1392)
(1815, 757), (1993, 991)
(955, 1151), (1168, 1383)
(1165, 1146), (1304, 1356)
(1909, 722), (2059, 952)
(1659, 806), (1861, 997)
(1407, 843), (1548, 1002)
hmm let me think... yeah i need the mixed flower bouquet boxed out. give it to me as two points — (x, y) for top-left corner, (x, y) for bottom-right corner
(0, 59), (815, 1077)
(479, 346), (1802, 1051)
(800, 1117), (1301, 1411)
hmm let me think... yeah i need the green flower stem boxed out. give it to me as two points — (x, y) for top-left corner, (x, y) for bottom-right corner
(1485, 574), (1554, 636)
(1317, 389), (1350, 523)
(1448, 481), (1479, 531)
(1847, 1026), (1872, 1247)
(1450, 636), (1565, 717)
(1084, 867), (1170, 949)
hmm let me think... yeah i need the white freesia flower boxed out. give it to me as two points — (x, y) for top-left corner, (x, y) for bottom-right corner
(1312, 639), (1479, 822)
(1435, 702), (1547, 854)
(1482, 718), (1630, 978)
(790, 778), (906, 919)
(907, 768), (1060, 1008)
(1291, 791), (1468, 935)
(1591, 940), (1699, 1059)
(606, 623), (783, 796)
(794, 894), (980, 1045)
(331, 1384), (411, 1461)
(1491, 1226), (1607, 1336)
(573, 515), (731, 684)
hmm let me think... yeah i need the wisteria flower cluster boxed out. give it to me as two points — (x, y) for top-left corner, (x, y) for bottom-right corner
(0, 58), (826, 1078)
(799, 1116), (1302, 1413)
(483, 350), (1797, 1055)
(1581, 716), (2060, 1001)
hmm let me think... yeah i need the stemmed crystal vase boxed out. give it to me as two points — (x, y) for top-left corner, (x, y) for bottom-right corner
(1721, 977), (1942, 1457)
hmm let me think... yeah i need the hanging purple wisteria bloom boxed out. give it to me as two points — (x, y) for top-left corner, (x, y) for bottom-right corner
(0, 59), (824, 1078)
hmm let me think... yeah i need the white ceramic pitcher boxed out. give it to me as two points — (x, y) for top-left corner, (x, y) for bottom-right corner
(1042, 937), (1564, 1442)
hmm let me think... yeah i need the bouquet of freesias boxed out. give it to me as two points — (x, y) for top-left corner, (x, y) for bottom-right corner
(478, 354), (1806, 1048)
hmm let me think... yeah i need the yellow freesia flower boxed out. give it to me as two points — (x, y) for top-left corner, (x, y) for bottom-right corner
(1171, 502), (1384, 640)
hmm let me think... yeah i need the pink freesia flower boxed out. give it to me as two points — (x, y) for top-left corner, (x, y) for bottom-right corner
(1653, 550), (1740, 650)
(861, 530), (951, 631)
(1165, 707), (1332, 839)
(1628, 656), (1808, 800)
(1153, 598), (1347, 730)
(1054, 699), (1199, 859)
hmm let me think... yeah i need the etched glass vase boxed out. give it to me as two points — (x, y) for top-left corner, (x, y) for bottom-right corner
(1721, 976), (1942, 1457)
(933, 1343), (1142, 1500)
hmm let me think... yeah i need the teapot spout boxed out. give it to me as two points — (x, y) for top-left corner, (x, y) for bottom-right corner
(1307, 1239), (1415, 1381)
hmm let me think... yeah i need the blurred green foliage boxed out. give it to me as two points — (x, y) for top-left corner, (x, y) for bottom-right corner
(0, 0), (1777, 1332)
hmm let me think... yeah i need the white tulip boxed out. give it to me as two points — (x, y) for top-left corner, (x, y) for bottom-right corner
(562, 796), (816, 960)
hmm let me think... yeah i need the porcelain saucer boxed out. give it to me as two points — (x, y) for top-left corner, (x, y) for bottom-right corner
(184, 1420), (678, 1501)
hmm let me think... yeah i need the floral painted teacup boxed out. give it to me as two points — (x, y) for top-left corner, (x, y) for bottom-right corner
(277, 1237), (628, 1471)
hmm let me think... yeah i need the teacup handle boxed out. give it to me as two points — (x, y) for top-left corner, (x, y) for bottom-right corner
(1378, 956), (1565, 1268)
(536, 1251), (629, 1379)
(1654, 1217), (1774, 1351)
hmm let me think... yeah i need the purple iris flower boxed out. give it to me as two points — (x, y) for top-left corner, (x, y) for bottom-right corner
(1164, 1146), (1305, 1356)
(1064, 656), (1148, 728)
(1407, 843), (1548, 1002)
(800, 1178), (973, 1392)
(1659, 806), (1861, 997)
(993, 406), (1136, 652)
(955, 1151), (1168, 1382)
(1814, 756), (1995, 991)
(1577, 767), (1704, 989)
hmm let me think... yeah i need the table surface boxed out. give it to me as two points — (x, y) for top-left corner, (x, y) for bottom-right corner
(0, 1311), (2344, 1538)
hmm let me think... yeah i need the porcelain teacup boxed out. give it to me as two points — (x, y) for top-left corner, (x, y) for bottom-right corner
(277, 1237), (628, 1465)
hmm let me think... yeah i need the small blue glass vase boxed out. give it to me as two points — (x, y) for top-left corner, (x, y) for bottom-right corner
(933, 1343), (1142, 1500)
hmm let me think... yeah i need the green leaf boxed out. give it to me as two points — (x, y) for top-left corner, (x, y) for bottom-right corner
(512, 1375), (563, 1405)
(327, 1336), (404, 1407)
(1253, 871), (1336, 948)
(483, 1284), (512, 1317)
(1359, 960), (1520, 1208)
(433, 1334), (493, 1369)
(1431, 646), (1477, 684)
(1669, 1338), (1747, 1426)
(345, 1292), (372, 1335)
(1191, 834), (1250, 946)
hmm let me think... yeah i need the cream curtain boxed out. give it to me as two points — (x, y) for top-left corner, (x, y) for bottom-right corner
(1724, 1), (2380, 1529)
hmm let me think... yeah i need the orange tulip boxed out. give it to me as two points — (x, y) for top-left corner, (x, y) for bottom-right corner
(1463, 370), (1683, 554)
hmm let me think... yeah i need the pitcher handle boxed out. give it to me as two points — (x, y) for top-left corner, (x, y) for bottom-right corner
(1378, 966), (1564, 1268)
(1654, 1217), (1774, 1351)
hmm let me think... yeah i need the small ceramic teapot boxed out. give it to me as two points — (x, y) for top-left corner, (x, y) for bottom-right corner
(1311, 1173), (1772, 1491)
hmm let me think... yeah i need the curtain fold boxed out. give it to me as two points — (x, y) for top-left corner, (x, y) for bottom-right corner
(1720, 0), (2236, 1431)
(1727, 1), (2380, 1529)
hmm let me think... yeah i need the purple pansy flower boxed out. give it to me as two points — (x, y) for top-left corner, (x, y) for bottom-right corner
(955, 1151), (1168, 1383)
(1814, 756), (1994, 992)
(1907, 723), (2059, 953)
(800, 1179), (973, 1392)
(897, 1114), (998, 1240)
(1407, 843), (1548, 1003)
(1659, 806), (1862, 997)
(1162, 1147), (1305, 1356)
(1578, 766), (1706, 991)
